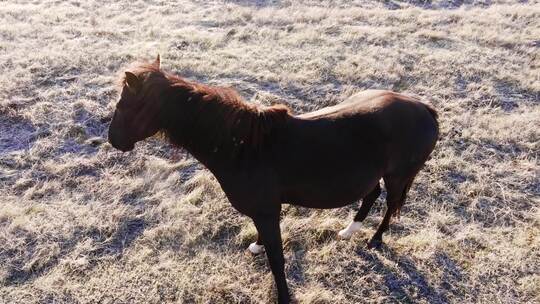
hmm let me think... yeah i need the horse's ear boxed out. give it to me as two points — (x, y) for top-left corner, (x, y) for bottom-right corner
(154, 54), (161, 69)
(125, 72), (141, 94)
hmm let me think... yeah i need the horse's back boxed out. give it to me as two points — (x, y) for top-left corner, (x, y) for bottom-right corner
(296, 89), (389, 120)
(295, 89), (438, 150)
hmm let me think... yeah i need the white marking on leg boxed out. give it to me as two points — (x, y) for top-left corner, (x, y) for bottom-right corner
(248, 242), (265, 254)
(338, 221), (362, 239)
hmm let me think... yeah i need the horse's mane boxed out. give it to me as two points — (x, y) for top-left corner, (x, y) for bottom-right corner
(120, 62), (291, 156)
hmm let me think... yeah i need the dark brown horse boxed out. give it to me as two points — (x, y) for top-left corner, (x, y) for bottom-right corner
(108, 56), (439, 303)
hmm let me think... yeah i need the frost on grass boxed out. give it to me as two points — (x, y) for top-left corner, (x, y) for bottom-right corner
(0, 1), (539, 303)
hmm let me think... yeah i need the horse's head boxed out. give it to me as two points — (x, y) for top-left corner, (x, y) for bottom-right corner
(108, 55), (164, 152)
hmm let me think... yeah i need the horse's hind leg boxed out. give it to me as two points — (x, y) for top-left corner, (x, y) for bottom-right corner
(367, 176), (414, 249)
(338, 182), (381, 239)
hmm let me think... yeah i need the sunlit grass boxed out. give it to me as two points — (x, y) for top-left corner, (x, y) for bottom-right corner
(0, 0), (538, 303)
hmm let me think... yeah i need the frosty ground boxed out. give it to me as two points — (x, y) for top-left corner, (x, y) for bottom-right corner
(0, 0), (539, 303)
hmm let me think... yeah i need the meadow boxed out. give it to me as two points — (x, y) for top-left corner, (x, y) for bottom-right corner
(0, 0), (539, 303)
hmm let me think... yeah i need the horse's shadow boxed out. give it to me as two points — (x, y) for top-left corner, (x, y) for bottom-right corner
(354, 244), (463, 303)
(3, 217), (146, 286)
(274, 218), (464, 303)
(87, 218), (146, 258)
(288, 245), (307, 285)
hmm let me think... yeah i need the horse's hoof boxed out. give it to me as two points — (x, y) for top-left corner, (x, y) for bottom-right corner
(248, 242), (265, 254)
(367, 238), (382, 249)
(338, 230), (352, 239)
(338, 221), (362, 239)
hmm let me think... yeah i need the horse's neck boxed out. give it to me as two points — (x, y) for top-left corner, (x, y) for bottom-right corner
(161, 87), (247, 171)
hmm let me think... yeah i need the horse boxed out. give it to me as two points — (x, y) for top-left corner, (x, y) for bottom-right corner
(108, 56), (439, 303)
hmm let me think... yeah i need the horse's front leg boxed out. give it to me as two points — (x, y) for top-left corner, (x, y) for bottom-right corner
(252, 215), (290, 304)
(248, 233), (265, 254)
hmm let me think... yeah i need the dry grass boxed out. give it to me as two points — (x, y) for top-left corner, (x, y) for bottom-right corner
(1, 0), (539, 303)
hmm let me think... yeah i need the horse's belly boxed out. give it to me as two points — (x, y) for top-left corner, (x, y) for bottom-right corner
(282, 174), (380, 209)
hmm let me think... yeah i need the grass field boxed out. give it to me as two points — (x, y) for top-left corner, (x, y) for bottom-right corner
(1, 0), (539, 303)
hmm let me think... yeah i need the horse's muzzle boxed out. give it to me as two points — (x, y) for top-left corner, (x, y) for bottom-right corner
(112, 141), (135, 152)
(108, 129), (135, 152)
(108, 136), (134, 152)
